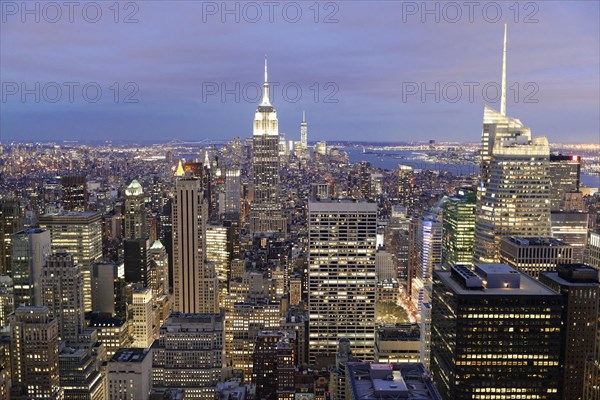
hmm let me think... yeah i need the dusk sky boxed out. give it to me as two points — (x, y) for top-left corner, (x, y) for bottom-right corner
(1, 1), (599, 143)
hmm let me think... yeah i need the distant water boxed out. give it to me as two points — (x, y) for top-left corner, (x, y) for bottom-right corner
(344, 147), (599, 188)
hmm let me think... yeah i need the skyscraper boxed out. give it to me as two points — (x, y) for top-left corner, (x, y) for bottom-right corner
(299, 111), (309, 159)
(224, 169), (241, 214)
(308, 200), (377, 365)
(131, 287), (155, 348)
(125, 179), (147, 240)
(250, 58), (287, 234)
(61, 174), (88, 212)
(41, 253), (85, 343)
(549, 154), (581, 211)
(408, 216), (442, 311)
(473, 26), (552, 263)
(441, 189), (476, 268)
(172, 176), (218, 314)
(39, 211), (103, 312)
(397, 165), (415, 215)
(431, 264), (562, 399)
(11, 228), (51, 307)
(0, 200), (23, 275)
(500, 236), (574, 280)
(10, 306), (62, 399)
(540, 264), (599, 400)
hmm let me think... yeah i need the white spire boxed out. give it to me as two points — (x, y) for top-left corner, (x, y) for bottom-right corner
(302, 110), (306, 123)
(500, 23), (507, 116)
(261, 55), (271, 106)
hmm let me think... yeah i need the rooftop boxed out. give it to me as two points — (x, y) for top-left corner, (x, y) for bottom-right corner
(438, 264), (559, 296)
(347, 363), (440, 400)
(504, 236), (568, 247)
(111, 348), (150, 363)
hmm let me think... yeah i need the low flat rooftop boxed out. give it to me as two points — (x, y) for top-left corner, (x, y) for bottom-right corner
(436, 268), (558, 296)
(111, 348), (150, 363)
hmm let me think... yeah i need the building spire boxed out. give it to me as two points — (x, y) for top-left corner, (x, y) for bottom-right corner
(302, 110), (306, 123)
(261, 55), (271, 106)
(500, 23), (507, 116)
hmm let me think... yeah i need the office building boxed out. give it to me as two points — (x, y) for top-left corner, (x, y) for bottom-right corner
(124, 238), (149, 286)
(91, 262), (124, 316)
(227, 299), (281, 381)
(58, 344), (106, 400)
(587, 229), (600, 270)
(39, 211), (103, 312)
(152, 313), (224, 399)
(252, 331), (296, 400)
(131, 287), (155, 348)
(206, 224), (230, 307)
(308, 200), (377, 365)
(10, 306), (62, 399)
(41, 253), (85, 343)
(88, 315), (131, 359)
(148, 240), (169, 297)
(0, 200), (23, 275)
(225, 169), (241, 214)
(441, 189), (476, 267)
(500, 236), (573, 280)
(549, 154), (581, 211)
(474, 26), (551, 263)
(0, 276), (13, 328)
(61, 175), (88, 212)
(250, 58), (287, 234)
(408, 216), (442, 311)
(125, 179), (147, 240)
(11, 227), (51, 307)
(108, 348), (152, 400)
(397, 165), (415, 215)
(551, 210), (589, 263)
(172, 176), (218, 314)
(540, 264), (599, 400)
(430, 264), (562, 399)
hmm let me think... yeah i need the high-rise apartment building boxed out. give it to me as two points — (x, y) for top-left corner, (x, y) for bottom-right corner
(430, 264), (562, 399)
(11, 227), (51, 307)
(442, 189), (476, 267)
(499, 236), (573, 280)
(172, 176), (218, 314)
(308, 200), (377, 365)
(152, 313), (224, 399)
(10, 306), (62, 399)
(540, 264), (599, 400)
(250, 58), (287, 234)
(39, 211), (103, 312)
(125, 179), (147, 240)
(41, 253), (85, 343)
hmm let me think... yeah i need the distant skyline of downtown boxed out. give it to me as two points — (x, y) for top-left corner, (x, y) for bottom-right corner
(1, 1), (599, 143)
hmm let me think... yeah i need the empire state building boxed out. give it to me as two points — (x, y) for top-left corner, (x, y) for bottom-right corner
(249, 58), (287, 234)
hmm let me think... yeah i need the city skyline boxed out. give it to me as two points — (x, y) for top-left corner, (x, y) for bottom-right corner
(1, 2), (599, 143)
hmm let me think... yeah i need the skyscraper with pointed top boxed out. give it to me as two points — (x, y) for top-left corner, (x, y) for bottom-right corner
(300, 111), (308, 156)
(250, 57), (287, 234)
(473, 25), (551, 263)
